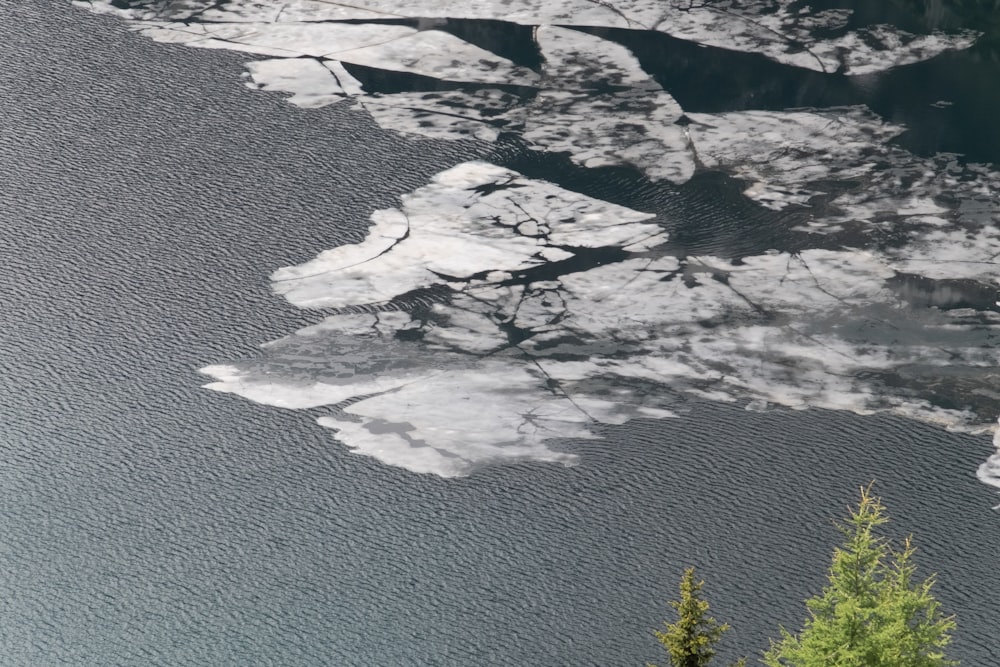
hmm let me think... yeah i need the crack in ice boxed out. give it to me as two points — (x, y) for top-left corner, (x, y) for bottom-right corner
(75, 0), (1000, 489)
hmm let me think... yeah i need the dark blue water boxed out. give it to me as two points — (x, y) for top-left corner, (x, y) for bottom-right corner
(0, 2), (997, 665)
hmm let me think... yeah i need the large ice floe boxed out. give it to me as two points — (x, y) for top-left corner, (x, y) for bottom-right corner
(201, 162), (675, 476)
(203, 234), (1000, 475)
(75, 0), (978, 180)
(78, 0), (1000, 482)
(78, 0), (977, 74)
(200, 149), (1000, 477)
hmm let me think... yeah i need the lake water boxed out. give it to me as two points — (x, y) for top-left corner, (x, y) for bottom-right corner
(1, 1), (998, 664)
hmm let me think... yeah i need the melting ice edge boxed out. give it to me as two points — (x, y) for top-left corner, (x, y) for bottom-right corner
(81, 0), (1000, 485)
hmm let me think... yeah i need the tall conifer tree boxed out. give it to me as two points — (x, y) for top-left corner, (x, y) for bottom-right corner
(651, 568), (745, 667)
(763, 485), (957, 667)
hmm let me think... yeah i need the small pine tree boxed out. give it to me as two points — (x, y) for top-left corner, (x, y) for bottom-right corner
(763, 484), (957, 667)
(650, 567), (746, 667)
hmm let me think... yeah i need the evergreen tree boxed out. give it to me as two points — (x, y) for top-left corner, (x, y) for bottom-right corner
(650, 567), (746, 667)
(763, 485), (957, 667)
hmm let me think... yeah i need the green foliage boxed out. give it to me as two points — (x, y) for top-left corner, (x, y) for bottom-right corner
(650, 567), (745, 667)
(762, 485), (957, 667)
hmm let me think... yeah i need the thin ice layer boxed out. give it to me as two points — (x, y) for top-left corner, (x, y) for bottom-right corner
(201, 152), (1000, 478)
(523, 26), (693, 182)
(77, 0), (977, 74)
(201, 314), (671, 476)
(315, 360), (672, 477)
(78, 1), (1000, 479)
(686, 108), (906, 210)
(130, 21), (536, 85)
(74, 1), (979, 185)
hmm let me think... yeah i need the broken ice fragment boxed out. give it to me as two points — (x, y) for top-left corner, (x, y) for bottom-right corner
(81, 0), (978, 74)
(244, 58), (348, 108)
(202, 152), (1000, 478)
(270, 161), (663, 310)
(326, 30), (539, 86)
(523, 26), (693, 182)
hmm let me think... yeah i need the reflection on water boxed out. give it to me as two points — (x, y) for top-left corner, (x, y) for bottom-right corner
(79, 0), (1000, 489)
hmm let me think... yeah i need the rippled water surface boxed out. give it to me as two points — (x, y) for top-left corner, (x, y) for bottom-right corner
(1, 1), (999, 665)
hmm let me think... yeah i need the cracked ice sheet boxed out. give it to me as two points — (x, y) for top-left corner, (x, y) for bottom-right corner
(318, 27), (695, 182)
(202, 164), (1000, 478)
(202, 160), (1000, 478)
(685, 105), (985, 223)
(892, 227), (1000, 281)
(685, 107), (906, 210)
(269, 161), (664, 310)
(244, 58), (347, 108)
(74, 5), (976, 184)
(204, 242), (1000, 477)
(131, 22), (538, 86)
(235, 38), (989, 206)
(523, 26), (693, 182)
(77, 0), (977, 74)
(650, 4), (977, 75)
(80, 5), (980, 193)
(80, 0), (634, 25)
(682, 106), (1000, 282)
(512, 253), (1000, 424)
(357, 89), (524, 142)
(201, 313), (674, 476)
(128, 21), (416, 57)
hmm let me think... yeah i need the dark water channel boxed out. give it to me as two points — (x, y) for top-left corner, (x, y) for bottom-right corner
(0, 2), (998, 665)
